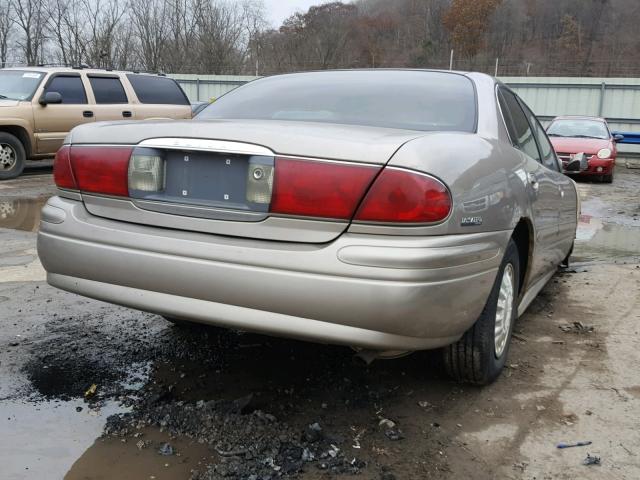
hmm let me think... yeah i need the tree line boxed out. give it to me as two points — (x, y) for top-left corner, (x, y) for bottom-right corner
(0, 0), (638, 77)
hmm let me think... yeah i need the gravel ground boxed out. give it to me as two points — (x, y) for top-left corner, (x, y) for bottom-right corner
(1, 166), (639, 480)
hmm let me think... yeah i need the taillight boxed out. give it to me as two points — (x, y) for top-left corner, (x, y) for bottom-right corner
(354, 168), (451, 223)
(53, 146), (76, 190)
(70, 146), (132, 196)
(270, 157), (379, 219)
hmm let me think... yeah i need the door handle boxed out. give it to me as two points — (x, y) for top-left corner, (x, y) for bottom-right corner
(527, 173), (539, 191)
(122, 111), (132, 118)
(83, 110), (94, 118)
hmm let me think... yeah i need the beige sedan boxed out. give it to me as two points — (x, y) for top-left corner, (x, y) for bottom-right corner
(37, 70), (578, 384)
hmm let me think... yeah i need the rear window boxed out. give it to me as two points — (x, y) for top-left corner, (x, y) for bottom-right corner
(197, 71), (477, 132)
(126, 75), (189, 105)
(89, 76), (128, 104)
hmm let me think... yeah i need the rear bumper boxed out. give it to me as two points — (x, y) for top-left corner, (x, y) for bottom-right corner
(37, 196), (509, 351)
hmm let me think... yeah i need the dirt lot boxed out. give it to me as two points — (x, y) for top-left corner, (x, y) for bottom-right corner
(1, 164), (639, 480)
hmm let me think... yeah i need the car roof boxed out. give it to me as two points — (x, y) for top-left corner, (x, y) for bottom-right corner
(551, 115), (608, 123)
(255, 68), (497, 80)
(0, 66), (166, 77)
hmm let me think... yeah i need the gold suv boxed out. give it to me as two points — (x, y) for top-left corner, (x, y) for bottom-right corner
(0, 67), (192, 179)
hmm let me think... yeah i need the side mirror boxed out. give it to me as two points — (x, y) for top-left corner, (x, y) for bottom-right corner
(613, 134), (624, 143)
(565, 152), (589, 172)
(39, 91), (63, 106)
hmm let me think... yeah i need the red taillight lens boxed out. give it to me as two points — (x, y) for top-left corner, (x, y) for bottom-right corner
(270, 157), (379, 219)
(355, 168), (451, 223)
(53, 146), (77, 190)
(70, 146), (132, 196)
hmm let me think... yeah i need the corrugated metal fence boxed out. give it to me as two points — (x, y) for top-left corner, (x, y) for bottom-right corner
(501, 77), (640, 130)
(170, 74), (640, 157)
(170, 74), (258, 103)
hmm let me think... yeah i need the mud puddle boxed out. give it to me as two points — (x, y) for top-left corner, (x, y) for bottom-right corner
(0, 197), (47, 232)
(66, 428), (212, 480)
(16, 313), (451, 480)
(574, 213), (640, 262)
(0, 399), (125, 480)
(0, 311), (159, 480)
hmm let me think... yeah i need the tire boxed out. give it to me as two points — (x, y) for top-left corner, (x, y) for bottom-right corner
(561, 241), (574, 268)
(163, 316), (201, 327)
(163, 316), (225, 333)
(602, 173), (613, 183)
(0, 132), (26, 180)
(443, 238), (520, 385)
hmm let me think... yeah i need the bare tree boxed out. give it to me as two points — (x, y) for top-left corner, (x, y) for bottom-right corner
(112, 20), (136, 70)
(10, 0), (47, 65)
(0, 0), (638, 76)
(162, 0), (198, 72)
(47, 0), (87, 66)
(0, 0), (12, 67)
(129, 0), (169, 71)
(193, 0), (251, 74)
(82, 0), (125, 68)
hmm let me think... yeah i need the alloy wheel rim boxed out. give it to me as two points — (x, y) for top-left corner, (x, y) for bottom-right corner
(494, 263), (515, 358)
(0, 143), (17, 171)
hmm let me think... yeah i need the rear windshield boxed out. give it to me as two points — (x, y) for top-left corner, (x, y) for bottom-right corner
(197, 71), (477, 132)
(126, 74), (189, 105)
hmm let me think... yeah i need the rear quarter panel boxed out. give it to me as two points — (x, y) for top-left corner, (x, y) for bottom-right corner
(349, 133), (532, 238)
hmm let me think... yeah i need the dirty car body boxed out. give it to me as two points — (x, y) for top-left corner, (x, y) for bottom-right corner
(37, 71), (578, 384)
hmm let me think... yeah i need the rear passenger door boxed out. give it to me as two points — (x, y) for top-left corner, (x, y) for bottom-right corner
(33, 73), (94, 154)
(498, 87), (561, 283)
(125, 75), (192, 120)
(519, 99), (577, 256)
(86, 74), (135, 122)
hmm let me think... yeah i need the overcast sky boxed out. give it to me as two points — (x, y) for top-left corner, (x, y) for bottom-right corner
(263, 0), (334, 27)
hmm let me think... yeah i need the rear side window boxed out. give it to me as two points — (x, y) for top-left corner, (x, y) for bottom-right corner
(45, 75), (87, 104)
(518, 100), (560, 172)
(498, 88), (541, 162)
(89, 76), (128, 104)
(126, 75), (189, 105)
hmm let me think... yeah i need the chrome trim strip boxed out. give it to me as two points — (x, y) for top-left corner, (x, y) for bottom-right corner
(138, 138), (274, 156)
(69, 144), (133, 148)
(131, 199), (268, 222)
(68, 142), (380, 167)
(276, 155), (380, 167)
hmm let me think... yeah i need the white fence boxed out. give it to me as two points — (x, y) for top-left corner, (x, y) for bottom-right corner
(169, 74), (257, 102)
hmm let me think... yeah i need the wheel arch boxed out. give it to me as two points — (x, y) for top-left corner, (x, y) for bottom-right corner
(511, 217), (533, 295)
(0, 125), (32, 157)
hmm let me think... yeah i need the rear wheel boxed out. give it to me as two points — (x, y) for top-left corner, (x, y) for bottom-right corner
(163, 316), (201, 328)
(162, 316), (226, 333)
(0, 133), (26, 180)
(442, 239), (520, 385)
(561, 241), (574, 268)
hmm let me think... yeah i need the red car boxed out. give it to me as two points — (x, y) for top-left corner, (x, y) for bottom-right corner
(547, 116), (622, 183)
